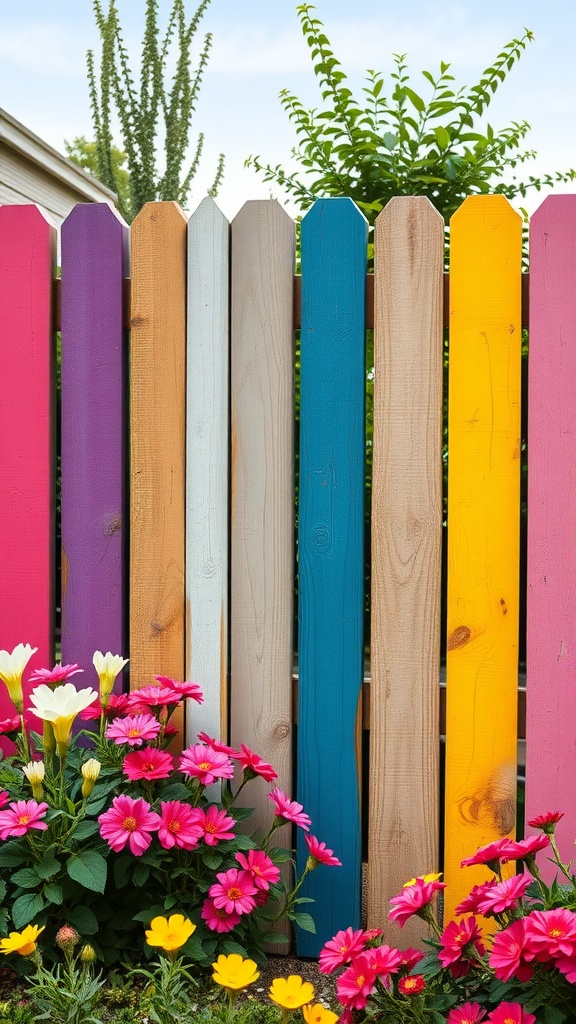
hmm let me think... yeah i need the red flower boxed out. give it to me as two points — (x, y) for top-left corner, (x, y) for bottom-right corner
(398, 974), (425, 996)
(157, 801), (203, 850)
(485, 1002), (535, 1024)
(336, 954), (377, 1009)
(179, 744), (235, 785)
(455, 882), (495, 916)
(80, 693), (130, 721)
(154, 675), (204, 704)
(363, 943), (403, 979)
(476, 873), (532, 916)
(198, 805), (236, 845)
(399, 948), (424, 971)
(389, 878), (446, 928)
(526, 810), (564, 834)
(446, 1003), (486, 1024)
(0, 715), (21, 736)
(196, 731), (237, 755)
(29, 663), (83, 684)
(201, 897), (241, 933)
(305, 834), (342, 867)
(126, 685), (179, 710)
(439, 917), (485, 977)
(98, 794), (160, 855)
(461, 839), (517, 868)
(489, 919), (534, 982)
(500, 834), (550, 862)
(123, 747), (174, 781)
(234, 743), (278, 782)
(268, 787), (311, 831)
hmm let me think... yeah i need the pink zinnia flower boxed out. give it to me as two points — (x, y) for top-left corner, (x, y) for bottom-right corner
(476, 873), (532, 916)
(123, 747), (174, 781)
(196, 804), (236, 845)
(399, 948), (425, 971)
(389, 878), (446, 928)
(336, 954), (377, 1009)
(235, 849), (280, 890)
(98, 794), (160, 855)
(154, 675), (204, 704)
(524, 908), (576, 959)
(157, 801), (204, 850)
(126, 684), (179, 709)
(80, 693), (130, 721)
(268, 787), (311, 831)
(305, 834), (342, 867)
(179, 744), (235, 785)
(201, 897), (241, 933)
(105, 713), (161, 746)
(500, 834), (550, 862)
(555, 954), (576, 983)
(527, 810), (564, 833)
(489, 919), (534, 982)
(208, 867), (258, 915)
(363, 943), (403, 978)
(461, 839), (517, 868)
(319, 927), (367, 974)
(455, 882), (495, 916)
(439, 917), (485, 977)
(28, 663), (83, 684)
(485, 1002), (535, 1024)
(398, 975), (425, 996)
(0, 715), (21, 736)
(197, 731), (237, 755)
(446, 1003), (486, 1024)
(0, 791), (9, 810)
(233, 744), (278, 782)
(0, 799), (49, 839)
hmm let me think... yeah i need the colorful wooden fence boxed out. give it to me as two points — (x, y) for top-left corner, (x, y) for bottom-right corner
(0, 193), (575, 956)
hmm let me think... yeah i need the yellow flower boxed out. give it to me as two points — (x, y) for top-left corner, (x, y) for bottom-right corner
(93, 650), (128, 705)
(212, 953), (260, 992)
(0, 643), (37, 713)
(145, 914), (195, 954)
(28, 682), (98, 755)
(22, 760), (45, 800)
(269, 976), (315, 1010)
(403, 871), (442, 888)
(303, 1005), (339, 1024)
(0, 924), (44, 957)
(81, 758), (101, 799)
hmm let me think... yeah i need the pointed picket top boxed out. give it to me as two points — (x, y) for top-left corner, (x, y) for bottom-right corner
(444, 192), (522, 919)
(186, 196), (230, 744)
(60, 203), (129, 686)
(369, 195), (443, 944)
(297, 195), (367, 954)
(526, 193), (576, 860)
(0, 204), (57, 723)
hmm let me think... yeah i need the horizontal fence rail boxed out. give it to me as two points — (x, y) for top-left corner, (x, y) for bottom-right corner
(0, 193), (574, 954)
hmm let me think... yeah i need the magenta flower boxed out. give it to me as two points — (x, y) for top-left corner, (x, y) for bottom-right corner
(233, 744), (278, 782)
(154, 675), (204, 704)
(461, 838), (517, 868)
(0, 791), (9, 810)
(157, 801), (204, 850)
(80, 693), (130, 721)
(319, 927), (367, 974)
(399, 948), (425, 971)
(179, 744), (234, 785)
(123, 747), (174, 781)
(489, 919), (534, 982)
(500, 834), (550, 862)
(105, 714), (161, 747)
(389, 878), (446, 928)
(455, 882), (494, 916)
(362, 943), (403, 978)
(476, 873), (532, 916)
(336, 953), (377, 1009)
(0, 799), (49, 840)
(235, 849), (280, 890)
(201, 897), (241, 933)
(0, 715), (21, 736)
(446, 1004), (486, 1024)
(485, 1003), (535, 1024)
(268, 787), (311, 831)
(196, 731), (237, 755)
(198, 805), (236, 845)
(208, 867), (257, 915)
(439, 916), (485, 977)
(526, 810), (564, 833)
(98, 794), (160, 855)
(28, 663), (83, 684)
(524, 908), (576, 959)
(126, 685), (179, 710)
(305, 833), (342, 867)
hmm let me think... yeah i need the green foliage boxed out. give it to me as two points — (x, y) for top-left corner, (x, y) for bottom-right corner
(246, 3), (576, 225)
(64, 135), (131, 214)
(26, 958), (105, 1024)
(86, 0), (224, 222)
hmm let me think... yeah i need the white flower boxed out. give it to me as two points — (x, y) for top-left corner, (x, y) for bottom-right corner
(81, 758), (101, 782)
(28, 682), (98, 748)
(93, 651), (129, 702)
(22, 761), (45, 785)
(0, 643), (38, 712)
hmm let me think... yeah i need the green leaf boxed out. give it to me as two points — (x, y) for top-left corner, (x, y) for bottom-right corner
(66, 905), (99, 935)
(11, 867), (42, 889)
(543, 1007), (566, 1024)
(202, 851), (223, 870)
(290, 911), (316, 933)
(132, 906), (165, 924)
(232, 834), (256, 850)
(12, 892), (45, 929)
(66, 850), (107, 894)
(70, 819), (100, 841)
(404, 86), (425, 112)
(35, 851), (61, 879)
(0, 879), (6, 903)
(43, 882), (63, 905)
(261, 931), (289, 946)
(132, 862), (149, 887)
(434, 125), (450, 149)
(0, 841), (28, 867)
(268, 847), (292, 864)
(383, 132), (397, 151)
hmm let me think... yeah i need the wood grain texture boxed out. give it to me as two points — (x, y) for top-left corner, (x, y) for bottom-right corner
(0, 204), (56, 724)
(130, 202), (187, 740)
(525, 195), (576, 860)
(368, 197), (443, 944)
(444, 195), (522, 918)
(297, 198), (367, 955)
(60, 204), (129, 687)
(229, 201), (295, 863)
(186, 197), (230, 744)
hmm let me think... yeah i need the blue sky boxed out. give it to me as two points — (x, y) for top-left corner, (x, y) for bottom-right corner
(1, 0), (575, 218)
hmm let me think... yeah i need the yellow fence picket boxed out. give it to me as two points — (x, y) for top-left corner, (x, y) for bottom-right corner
(130, 202), (188, 741)
(369, 197), (444, 943)
(444, 195), (522, 918)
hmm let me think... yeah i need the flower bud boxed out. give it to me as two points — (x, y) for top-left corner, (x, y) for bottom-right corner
(43, 720), (56, 757)
(55, 925), (80, 956)
(81, 758), (101, 799)
(93, 651), (128, 709)
(80, 943), (96, 964)
(22, 760), (45, 801)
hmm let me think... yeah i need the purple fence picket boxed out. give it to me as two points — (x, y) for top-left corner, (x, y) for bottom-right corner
(60, 204), (129, 689)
